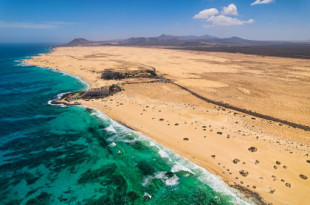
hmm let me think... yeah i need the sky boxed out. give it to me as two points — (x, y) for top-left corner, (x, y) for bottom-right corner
(0, 0), (309, 43)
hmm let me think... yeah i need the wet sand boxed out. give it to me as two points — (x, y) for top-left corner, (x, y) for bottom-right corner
(26, 46), (310, 205)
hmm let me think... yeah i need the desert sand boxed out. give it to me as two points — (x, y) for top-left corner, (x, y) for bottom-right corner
(26, 46), (310, 205)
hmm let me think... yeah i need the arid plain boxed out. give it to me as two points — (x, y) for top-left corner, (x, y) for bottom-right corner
(26, 46), (310, 205)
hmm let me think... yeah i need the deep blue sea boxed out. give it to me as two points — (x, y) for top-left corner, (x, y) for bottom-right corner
(0, 44), (252, 205)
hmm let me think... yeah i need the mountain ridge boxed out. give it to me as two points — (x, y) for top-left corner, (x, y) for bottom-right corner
(57, 34), (310, 59)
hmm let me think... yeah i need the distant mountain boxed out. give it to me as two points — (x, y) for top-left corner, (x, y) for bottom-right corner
(58, 35), (310, 59)
(122, 34), (219, 45)
(59, 34), (223, 47)
(60, 35), (310, 47)
(178, 34), (217, 41)
(64, 38), (93, 46)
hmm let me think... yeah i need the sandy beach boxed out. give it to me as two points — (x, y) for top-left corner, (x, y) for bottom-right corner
(26, 46), (310, 205)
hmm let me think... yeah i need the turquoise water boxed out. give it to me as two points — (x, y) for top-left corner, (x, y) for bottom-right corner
(0, 44), (252, 204)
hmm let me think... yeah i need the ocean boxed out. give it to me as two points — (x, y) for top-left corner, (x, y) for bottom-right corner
(0, 44), (252, 204)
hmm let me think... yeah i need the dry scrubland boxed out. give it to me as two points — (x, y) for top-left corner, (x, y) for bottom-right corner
(26, 46), (310, 205)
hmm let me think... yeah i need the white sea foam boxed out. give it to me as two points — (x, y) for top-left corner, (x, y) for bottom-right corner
(109, 142), (116, 147)
(171, 163), (195, 175)
(155, 172), (179, 186)
(143, 172), (179, 187)
(14, 60), (29, 67)
(165, 175), (179, 186)
(142, 176), (153, 187)
(86, 109), (255, 205)
(56, 92), (71, 99)
(122, 138), (137, 143)
(105, 125), (116, 133)
(158, 149), (169, 159)
(143, 192), (152, 200)
(47, 100), (67, 108)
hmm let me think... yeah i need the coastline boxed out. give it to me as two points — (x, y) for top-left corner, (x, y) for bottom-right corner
(82, 106), (256, 205)
(23, 59), (256, 205)
(25, 46), (310, 205)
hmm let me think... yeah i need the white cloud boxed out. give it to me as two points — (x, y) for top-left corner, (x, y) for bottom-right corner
(0, 21), (73, 29)
(207, 15), (254, 26)
(193, 4), (254, 27)
(193, 8), (219, 19)
(251, 0), (273, 6)
(222, 4), (238, 16)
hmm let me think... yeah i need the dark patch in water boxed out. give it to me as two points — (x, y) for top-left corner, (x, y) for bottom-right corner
(137, 161), (155, 175)
(25, 192), (52, 205)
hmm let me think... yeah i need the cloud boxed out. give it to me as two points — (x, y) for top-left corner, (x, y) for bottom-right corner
(222, 4), (238, 16)
(251, 0), (273, 6)
(193, 8), (219, 19)
(207, 15), (254, 26)
(193, 4), (254, 27)
(0, 21), (73, 29)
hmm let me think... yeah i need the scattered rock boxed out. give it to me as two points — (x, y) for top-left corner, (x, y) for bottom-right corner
(211, 155), (216, 158)
(183, 138), (189, 141)
(306, 160), (310, 164)
(285, 183), (291, 188)
(159, 118), (164, 121)
(276, 161), (281, 165)
(269, 189), (275, 194)
(233, 159), (240, 164)
(175, 123), (179, 126)
(299, 174), (308, 180)
(248, 147), (257, 152)
(217, 132), (222, 135)
(269, 189), (276, 194)
(239, 170), (249, 177)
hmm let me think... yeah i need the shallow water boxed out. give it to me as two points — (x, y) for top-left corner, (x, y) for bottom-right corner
(0, 44), (253, 204)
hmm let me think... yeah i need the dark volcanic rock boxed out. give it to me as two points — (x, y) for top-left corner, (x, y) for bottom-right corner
(233, 159), (240, 164)
(239, 170), (249, 177)
(248, 147), (257, 152)
(299, 174), (308, 180)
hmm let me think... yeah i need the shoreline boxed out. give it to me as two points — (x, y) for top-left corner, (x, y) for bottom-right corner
(24, 46), (310, 205)
(81, 106), (257, 204)
(28, 56), (258, 205)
